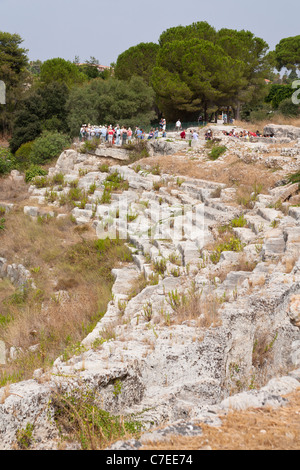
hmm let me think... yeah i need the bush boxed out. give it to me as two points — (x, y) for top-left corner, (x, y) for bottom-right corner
(208, 145), (227, 160)
(210, 237), (245, 264)
(30, 131), (71, 164)
(278, 98), (300, 117)
(25, 164), (48, 183)
(15, 142), (34, 167)
(0, 147), (15, 175)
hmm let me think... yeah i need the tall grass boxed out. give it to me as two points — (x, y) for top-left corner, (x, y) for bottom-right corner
(0, 210), (133, 386)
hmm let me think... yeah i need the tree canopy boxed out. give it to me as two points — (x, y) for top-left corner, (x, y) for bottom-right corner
(0, 31), (29, 135)
(66, 76), (156, 136)
(150, 23), (271, 120)
(275, 35), (300, 71)
(39, 58), (86, 88)
(114, 42), (159, 85)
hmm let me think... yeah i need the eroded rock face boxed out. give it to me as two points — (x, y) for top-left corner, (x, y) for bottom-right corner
(1, 129), (300, 449)
(287, 295), (300, 328)
(263, 124), (300, 141)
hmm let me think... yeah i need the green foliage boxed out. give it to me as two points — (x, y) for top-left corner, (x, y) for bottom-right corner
(51, 172), (65, 186)
(100, 187), (112, 204)
(52, 388), (142, 450)
(143, 301), (153, 321)
(210, 237), (245, 264)
(29, 131), (71, 164)
(265, 84), (294, 109)
(0, 217), (5, 231)
(10, 81), (70, 153)
(32, 175), (49, 188)
(16, 423), (35, 449)
(152, 23), (270, 120)
(287, 170), (300, 186)
(278, 98), (300, 117)
(0, 147), (15, 174)
(230, 215), (248, 228)
(81, 137), (100, 153)
(153, 258), (167, 275)
(24, 164), (47, 182)
(103, 171), (129, 192)
(98, 163), (109, 173)
(0, 31), (29, 135)
(40, 58), (86, 88)
(66, 76), (156, 137)
(115, 42), (159, 85)
(15, 141), (34, 167)
(275, 35), (300, 71)
(208, 145), (227, 160)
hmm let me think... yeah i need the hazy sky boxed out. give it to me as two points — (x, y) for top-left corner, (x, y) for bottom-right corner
(1, 0), (299, 65)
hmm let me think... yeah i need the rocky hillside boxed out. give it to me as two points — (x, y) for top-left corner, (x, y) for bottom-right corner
(0, 123), (299, 450)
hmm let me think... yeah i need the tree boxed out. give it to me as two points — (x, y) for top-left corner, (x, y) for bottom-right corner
(29, 131), (71, 164)
(10, 81), (70, 152)
(151, 23), (271, 121)
(39, 58), (86, 88)
(265, 84), (294, 109)
(114, 43), (159, 85)
(275, 35), (300, 72)
(151, 38), (246, 121)
(0, 31), (29, 136)
(278, 97), (300, 117)
(66, 76), (156, 136)
(158, 21), (217, 47)
(215, 28), (272, 118)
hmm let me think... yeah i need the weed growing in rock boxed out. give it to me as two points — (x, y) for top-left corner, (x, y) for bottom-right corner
(52, 387), (143, 450)
(210, 237), (245, 264)
(208, 145), (227, 160)
(16, 423), (35, 449)
(153, 258), (167, 275)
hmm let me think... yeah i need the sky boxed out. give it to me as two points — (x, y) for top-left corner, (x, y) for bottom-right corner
(1, 0), (300, 65)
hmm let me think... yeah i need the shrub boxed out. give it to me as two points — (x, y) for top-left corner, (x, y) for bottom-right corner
(231, 215), (247, 228)
(104, 171), (129, 192)
(51, 173), (65, 186)
(32, 175), (49, 188)
(210, 237), (245, 264)
(81, 138), (100, 153)
(208, 145), (227, 160)
(153, 258), (167, 275)
(98, 163), (109, 173)
(25, 164), (48, 183)
(278, 98), (300, 117)
(30, 131), (71, 164)
(52, 388), (142, 450)
(0, 147), (15, 175)
(287, 170), (300, 186)
(15, 141), (34, 167)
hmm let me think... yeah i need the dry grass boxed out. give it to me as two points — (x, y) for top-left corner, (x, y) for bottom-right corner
(0, 208), (133, 385)
(0, 175), (30, 203)
(137, 153), (280, 194)
(166, 286), (221, 328)
(234, 117), (300, 133)
(141, 388), (300, 450)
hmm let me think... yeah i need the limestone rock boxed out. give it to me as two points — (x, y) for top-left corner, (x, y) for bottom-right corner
(287, 295), (300, 328)
(263, 124), (300, 141)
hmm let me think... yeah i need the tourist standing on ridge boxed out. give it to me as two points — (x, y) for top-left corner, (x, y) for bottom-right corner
(175, 119), (182, 132)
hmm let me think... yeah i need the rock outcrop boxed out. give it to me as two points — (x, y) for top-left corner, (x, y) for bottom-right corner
(0, 131), (300, 450)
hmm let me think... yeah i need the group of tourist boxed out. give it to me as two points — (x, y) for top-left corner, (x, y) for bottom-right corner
(80, 124), (134, 145)
(79, 122), (169, 145)
(222, 129), (274, 139)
